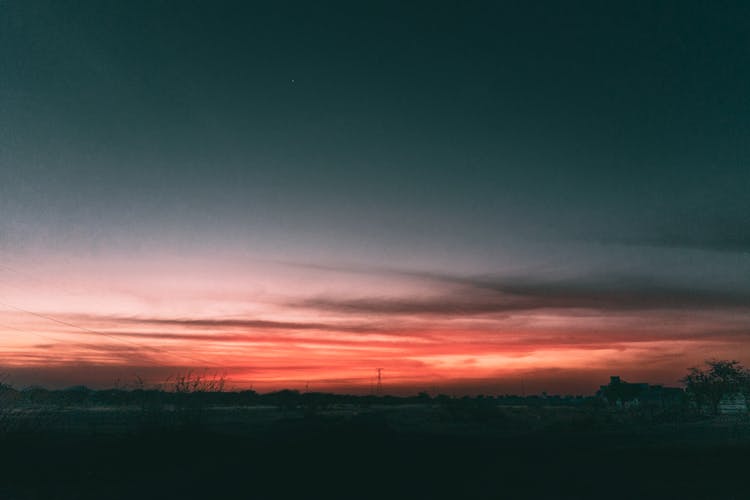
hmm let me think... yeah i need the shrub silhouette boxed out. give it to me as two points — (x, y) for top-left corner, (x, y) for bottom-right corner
(170, 370), (227, 430)
(0, 374), (13, 434)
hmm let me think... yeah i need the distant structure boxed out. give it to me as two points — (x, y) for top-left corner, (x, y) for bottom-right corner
(376, 368), (383, 396)
(597, 376), (683, 409)
(718, 393), (748, 414)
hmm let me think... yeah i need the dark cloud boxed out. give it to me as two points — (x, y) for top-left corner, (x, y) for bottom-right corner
(67, 330), (434, 348)
(22, 341), (165, 367)
(295, 271), (750, 316)
(472, 275), (750, 311)
(604, 226), (750, 254)
(72, 315), (400, 335)
(117, 317), (333, 330)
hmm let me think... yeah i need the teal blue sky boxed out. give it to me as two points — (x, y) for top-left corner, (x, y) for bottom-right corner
(3, 1), (749, 262)
(0, 1), (749, 391)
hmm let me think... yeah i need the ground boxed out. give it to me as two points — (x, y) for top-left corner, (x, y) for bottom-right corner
(0, 403), (748, 499)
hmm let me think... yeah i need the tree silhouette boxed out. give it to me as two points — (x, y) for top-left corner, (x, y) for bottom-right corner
(681, 360), (749, 415)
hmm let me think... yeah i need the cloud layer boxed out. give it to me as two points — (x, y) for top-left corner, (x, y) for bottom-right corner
(1, 261), (748, 394)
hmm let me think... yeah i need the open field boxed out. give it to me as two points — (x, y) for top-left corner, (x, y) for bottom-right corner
(1, 402), (748, 499)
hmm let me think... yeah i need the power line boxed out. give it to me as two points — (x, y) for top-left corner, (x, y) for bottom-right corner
(0, 298), (222, 368)
(0, 321), (136, 361)
(0, 259), (224, 368)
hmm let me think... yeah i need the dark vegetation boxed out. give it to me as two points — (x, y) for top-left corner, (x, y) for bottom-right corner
(0, 363), (749, 499)
(682, 360), (750, 415)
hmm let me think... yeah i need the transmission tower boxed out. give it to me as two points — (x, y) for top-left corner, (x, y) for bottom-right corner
(376, 368), (383, 396)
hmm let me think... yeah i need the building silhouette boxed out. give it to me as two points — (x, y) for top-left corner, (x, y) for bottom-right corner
(597, 376), (684, 409)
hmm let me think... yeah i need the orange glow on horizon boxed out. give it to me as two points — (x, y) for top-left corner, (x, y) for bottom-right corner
(1, 255), (748, 394)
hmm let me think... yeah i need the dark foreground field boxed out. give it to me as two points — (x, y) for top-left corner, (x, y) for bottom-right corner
(1, 405), (748, 500)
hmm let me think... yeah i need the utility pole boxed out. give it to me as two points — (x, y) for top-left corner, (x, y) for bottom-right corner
(376, 368), (383, 396)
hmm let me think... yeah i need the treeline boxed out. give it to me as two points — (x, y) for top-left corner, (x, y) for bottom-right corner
(0, 385), (600, 409)
(2, 359), (744, 413)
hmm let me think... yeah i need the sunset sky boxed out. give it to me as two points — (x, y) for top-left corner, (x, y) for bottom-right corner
(1, 1), (749, 394)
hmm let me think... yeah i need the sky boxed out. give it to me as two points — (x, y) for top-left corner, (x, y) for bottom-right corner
(1, 1), (749, 394)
